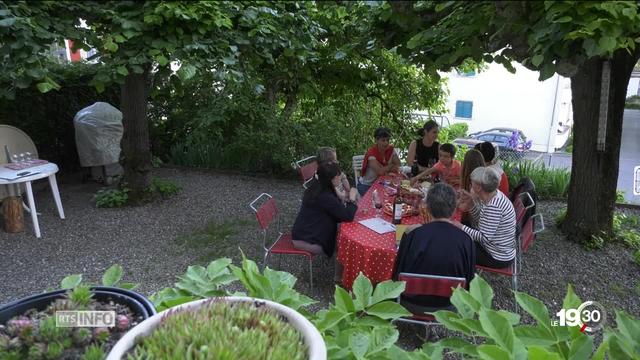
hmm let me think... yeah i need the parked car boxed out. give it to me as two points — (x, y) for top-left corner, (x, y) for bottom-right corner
(453, 128), (532, 158)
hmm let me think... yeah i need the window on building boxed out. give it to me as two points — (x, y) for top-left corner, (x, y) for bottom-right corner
(455, 101), (473, 119)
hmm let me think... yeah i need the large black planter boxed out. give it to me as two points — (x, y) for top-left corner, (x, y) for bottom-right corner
(0, 286), (156, 324)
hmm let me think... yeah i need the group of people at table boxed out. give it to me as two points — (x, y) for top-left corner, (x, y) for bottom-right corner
(290, 120), (517, 311)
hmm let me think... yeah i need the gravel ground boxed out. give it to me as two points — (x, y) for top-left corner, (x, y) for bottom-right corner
(1, 167), (639, 348)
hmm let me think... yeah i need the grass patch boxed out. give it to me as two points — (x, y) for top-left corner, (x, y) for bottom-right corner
(175, 218), (253, 262)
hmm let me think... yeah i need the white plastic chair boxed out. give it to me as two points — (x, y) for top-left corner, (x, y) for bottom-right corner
(0, 125), (39, 201)
(352, 155), (364, 186)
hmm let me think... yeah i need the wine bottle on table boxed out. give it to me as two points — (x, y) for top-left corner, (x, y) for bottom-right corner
(411, 159), (419, 177)
(393, 185), (403, 225)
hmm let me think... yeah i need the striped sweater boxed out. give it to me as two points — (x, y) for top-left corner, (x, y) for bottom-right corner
(462, 191), (516, 261)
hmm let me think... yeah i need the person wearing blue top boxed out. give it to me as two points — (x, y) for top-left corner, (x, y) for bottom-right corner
(292, 162), (358, 257)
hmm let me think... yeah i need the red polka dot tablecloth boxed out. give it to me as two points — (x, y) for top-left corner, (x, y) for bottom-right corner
(337, 176), (462, 289)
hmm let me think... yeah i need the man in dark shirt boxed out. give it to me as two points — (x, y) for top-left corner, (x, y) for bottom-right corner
(392, 183), (475, 313)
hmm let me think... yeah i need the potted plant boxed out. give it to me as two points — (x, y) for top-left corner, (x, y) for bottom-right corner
(0, 265), (155, 359)
(107, 296), (326, 360)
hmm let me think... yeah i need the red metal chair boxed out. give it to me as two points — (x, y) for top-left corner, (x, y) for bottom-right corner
(513, 191), (534, 225)
(292, 156), (318, 189)
(395, 273), (466, 326)
(521, 213), (544, 253)
(249, 193), (315, 288)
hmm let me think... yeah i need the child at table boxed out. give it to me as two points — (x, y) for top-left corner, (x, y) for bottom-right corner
(410, 143), (461, 189)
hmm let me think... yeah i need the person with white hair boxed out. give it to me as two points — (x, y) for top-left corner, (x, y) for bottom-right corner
(453, 166), (516, 268)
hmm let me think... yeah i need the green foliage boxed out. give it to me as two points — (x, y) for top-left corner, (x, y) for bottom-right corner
(160, 47), (446, 176)
(503, 160), (570, 199)
(0, 62), (120, 169)
(595, 311), (640, 359)
(94, 188), (130, 208)
(150, 258), (238, 312)
(151, 156), (163, 168)
(148, 177), (180, 198)
(616, 190), (627, 204)
(625, 95), (640, 110)
(128, 301), (308, 360)
(230, 255), (316, 312)
(431, 276), (591, 359)
(313, 273), (416, 359)
(438, 123), (468, 144)
(60, 264), (137, 290)
(82, 344), (105, 360)
(69, 285), (93, 309)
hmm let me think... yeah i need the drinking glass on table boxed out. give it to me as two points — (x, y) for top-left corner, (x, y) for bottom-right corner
(372, 189), (382, 218)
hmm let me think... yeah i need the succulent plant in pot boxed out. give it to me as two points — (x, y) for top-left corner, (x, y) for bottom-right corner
(0, 265), (155, 359)
(107, 297), (326, 360)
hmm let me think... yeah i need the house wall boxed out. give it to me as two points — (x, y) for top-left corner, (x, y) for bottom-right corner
(627, 77), (640, 97)
(440, 63), (572, 152)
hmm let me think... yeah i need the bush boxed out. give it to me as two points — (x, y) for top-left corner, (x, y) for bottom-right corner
(503, 160), (570, 199)
(625, 95), (640, 109)
(438, 122), (468, 144)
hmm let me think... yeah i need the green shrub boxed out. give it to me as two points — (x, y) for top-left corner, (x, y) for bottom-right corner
(94, 188), (129, 208)
(149, 177), (180, 198)
(616, 190), (626, 204)
(503, 160), (570, 199)
(438, 122), (468, 144)
(625, 95), (640, 109)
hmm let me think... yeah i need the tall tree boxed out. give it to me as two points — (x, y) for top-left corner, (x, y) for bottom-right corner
(374, 1), (640, 243)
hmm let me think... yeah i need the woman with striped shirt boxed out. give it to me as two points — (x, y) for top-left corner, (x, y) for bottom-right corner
(452, 167), (516, 268)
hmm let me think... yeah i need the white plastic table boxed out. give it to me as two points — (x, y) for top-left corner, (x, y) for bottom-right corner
(0, 162), (65, 238)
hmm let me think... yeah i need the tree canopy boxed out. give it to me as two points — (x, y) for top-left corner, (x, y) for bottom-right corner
(375, 0), (640, 242)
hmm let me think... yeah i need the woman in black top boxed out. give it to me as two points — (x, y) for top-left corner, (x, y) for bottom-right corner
(292, 162), (358, 257)
(407, 120), (440, 171)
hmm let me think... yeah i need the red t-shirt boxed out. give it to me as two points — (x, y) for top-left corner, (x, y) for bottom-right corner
(433, 160), (462, 188)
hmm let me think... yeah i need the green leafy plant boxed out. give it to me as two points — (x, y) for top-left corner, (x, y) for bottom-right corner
(128, 300), (308, 360)
(151, 155), (163, 168)
(616, 190), (627, 204)
(430, 276), (594, 359)
(94, 188), (130, 208)
(230, 255), (316, 313)
(60, 264), (137, 291)
(150, 258), (237, 312)
(148, 177), (180, 198)
(312, 273), (416, 359)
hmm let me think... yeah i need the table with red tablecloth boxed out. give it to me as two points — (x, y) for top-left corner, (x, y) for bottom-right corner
(337, 176), (462, 289)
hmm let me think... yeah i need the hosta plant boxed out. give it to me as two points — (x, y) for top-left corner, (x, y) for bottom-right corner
(126, 300), (308, 360)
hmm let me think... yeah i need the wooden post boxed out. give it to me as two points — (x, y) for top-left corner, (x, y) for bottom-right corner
(2, 196), (24, 233)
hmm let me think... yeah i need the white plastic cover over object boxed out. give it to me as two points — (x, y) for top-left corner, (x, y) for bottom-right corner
(73, 102), (123, 167)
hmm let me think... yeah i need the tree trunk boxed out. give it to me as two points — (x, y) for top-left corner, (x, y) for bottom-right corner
(2, 196), (24, 233)
(563, 48), (640, 243)
(120, 67), (152, 201)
